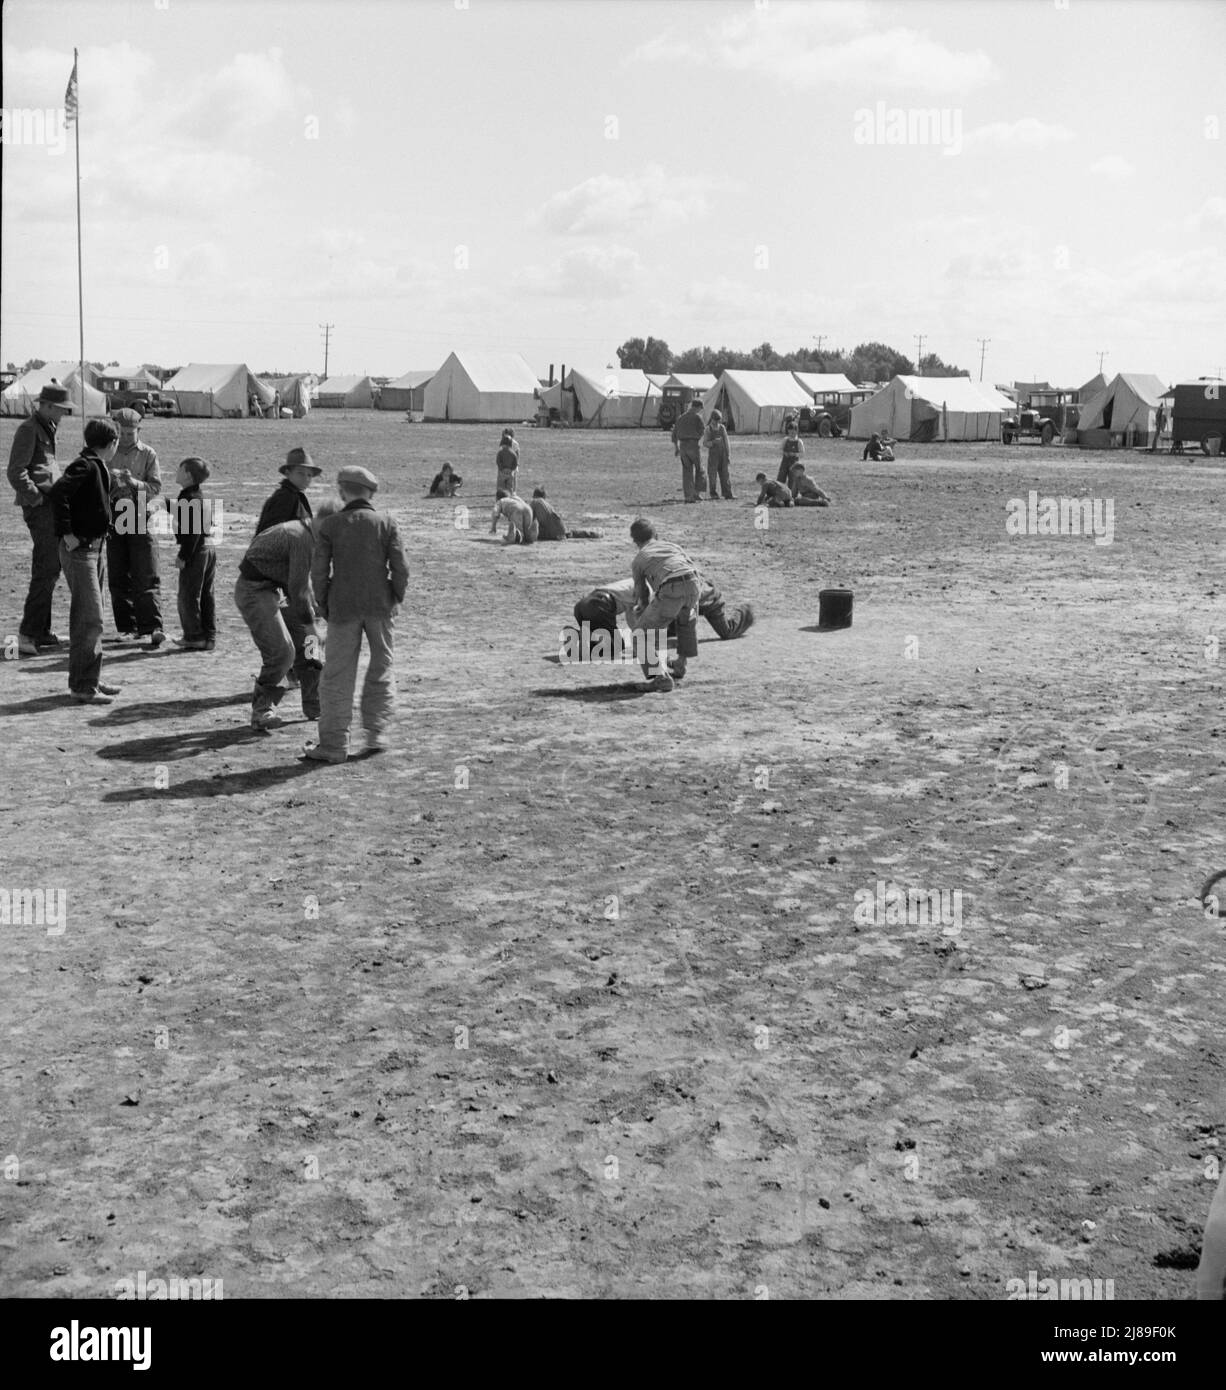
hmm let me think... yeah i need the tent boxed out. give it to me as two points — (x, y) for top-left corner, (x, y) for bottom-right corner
(561, 366), (661, 428)
(849, 375), (1015, 441)
(314, 375), (375, 409)
(95, 365), (159, 393)
(423, 350), (540, 423)
(261, 375), (314, 418)
(645, 372), (672, 391)
(0, 361), (108, 417)
(1076, 373), (1106, 402)
(379, 370), (435, 412)
(665, 372), (717, 392)
(791, 371), (859, 399)
(164, 363), (275, 418)
(700, 370), (814, 434)
(1075, 372), (1167, 448)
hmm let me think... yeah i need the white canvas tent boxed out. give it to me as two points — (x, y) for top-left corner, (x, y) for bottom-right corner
(96, 365), (159, 393)
(664, 372), (717, 392)
(1, 362), (108, 417)
(644, 372), (672, 391)
(314, 375), (375, 409)
(164, 363), (275, 418)
(562, 366), (661, 428)
(700, 370), (814, 434)
(424, 350), (540, 423)
(1075, 372), (1167, 448)
(849, 375), (1015, 441)
(792, 370), (859, 399)
(261, 375), (313, 418)
(379, 370), (435, 412)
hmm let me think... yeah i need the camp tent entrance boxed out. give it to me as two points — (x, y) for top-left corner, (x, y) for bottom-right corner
(700, 370), (814, 434)
(164, 363), (275, 418)
(560, 366), (661, 427)
(424, 351), (540, 423)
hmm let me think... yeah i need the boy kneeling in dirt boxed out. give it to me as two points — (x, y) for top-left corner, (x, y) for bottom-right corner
(755, 473), (792, 507)
(490, 490), (538, 544)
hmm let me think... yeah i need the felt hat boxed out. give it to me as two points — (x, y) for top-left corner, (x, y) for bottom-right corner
(280, 447), (321, 476)
(37, 382), (73, 412)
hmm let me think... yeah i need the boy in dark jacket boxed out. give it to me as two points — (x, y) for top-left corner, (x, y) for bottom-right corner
(49, 417), (121, 702)
(173, 457), (217, 650)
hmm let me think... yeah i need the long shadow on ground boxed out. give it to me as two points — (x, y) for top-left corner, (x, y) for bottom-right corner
(87, 692), (251, 726)
(101, 760), (322, 802)
(96, 726), (264, 763)
(530, 684), (649, 702)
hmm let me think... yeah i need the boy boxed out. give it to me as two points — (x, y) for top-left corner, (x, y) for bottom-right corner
(789, 463), (832, 507)
(235, 499), (339, 729)
(257, 447), (320, 532)
(776, 419), (804, 483)
(173, 457), (217, 650)
(107, 407), (165, 646)
(862, 431), (895, 462)
(428, 462), (462, 498)
(530, 486), (603, 541)
(307, 466), (409, 762)
(670, 397), (705, 503)
(755, 473), (793, 507)
(49, 417), (122, 704)
(495, 432), (519, 494)
(702, 408), (734, 500)
(629, 518), (700, 691)
(490, 489), (538, 545)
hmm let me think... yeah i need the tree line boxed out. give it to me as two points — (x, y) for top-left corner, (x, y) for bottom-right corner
(615, 337), (968, 383)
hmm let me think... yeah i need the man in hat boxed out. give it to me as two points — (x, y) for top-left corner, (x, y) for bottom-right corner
(306, 466), (409, 762)
(670, 397), (706, 503)
(256, 447), (320, 533)
(235, 499), (340, 729)
(48, 417), (123, 703)
(106, 407), (165, 646)
(7, 380), (72, 655)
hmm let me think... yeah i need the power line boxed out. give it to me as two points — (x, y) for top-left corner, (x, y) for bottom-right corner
(319, 323), (334, 380)
(977, 337), (991, 383)
(914, 334), (926, 375)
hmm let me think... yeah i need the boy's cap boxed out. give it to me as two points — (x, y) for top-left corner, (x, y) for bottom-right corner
(37, 382), (74, 412)
(281, 447), (321, 475)
(112, 407), (142, 426)
(337, 465), (378, 492)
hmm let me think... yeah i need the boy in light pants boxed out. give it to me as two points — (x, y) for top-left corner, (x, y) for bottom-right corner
(306, 466), (409, 762)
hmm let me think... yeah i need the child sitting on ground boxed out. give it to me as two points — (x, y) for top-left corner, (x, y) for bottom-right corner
(755, 472), (793, 507)
(788, 462), (832, 507)
(530, 486), (603, 540)
(428, 462), (462, 497)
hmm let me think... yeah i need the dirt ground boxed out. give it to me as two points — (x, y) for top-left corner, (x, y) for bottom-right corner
(1, 413), (1222, 1299)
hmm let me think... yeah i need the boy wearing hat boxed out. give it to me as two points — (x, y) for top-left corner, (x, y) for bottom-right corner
(256, 447), (320, 533)
(107, 407), (165, 646)
(8, 381), (72, 655)
(670, 397), (706, 503)
(48, 417), (123, 703)
(306, 466), (409, 762)
(702, 409), (734, 500)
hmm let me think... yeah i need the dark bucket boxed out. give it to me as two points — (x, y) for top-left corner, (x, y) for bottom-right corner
(818, 588), (853, 630)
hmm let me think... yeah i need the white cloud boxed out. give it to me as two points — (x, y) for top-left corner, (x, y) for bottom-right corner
(1088, 155), (1135, 182)
(954, 118), (1075, 155)
(514, 245), (642, 300)
(1187, 195), (1226, 233)
(633, 2), (998, 94)
(171, 48), (305, 142)
(536, 164), (723, 236)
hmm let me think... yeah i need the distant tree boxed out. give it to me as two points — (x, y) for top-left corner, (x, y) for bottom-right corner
(616, 336), (672, 373)
(846, 342), (913, 384)
(22, 358), (47, 373)
(917, 352), (968, 377)
(672, 345), (718, 375)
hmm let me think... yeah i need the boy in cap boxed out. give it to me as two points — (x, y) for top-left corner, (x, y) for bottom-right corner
(702, 408), (734, 500)
(307, 466), (409, 762)
(173, 457), (218, 650)
(107, 407), (165, 645)
(628, 518), (700, 692)
(48, 417), (123, 703)
(8, 380), (72, 655)
(236, 499), (340, 728)
(256, 447), (320, 532)
(490, 490), (538, 545)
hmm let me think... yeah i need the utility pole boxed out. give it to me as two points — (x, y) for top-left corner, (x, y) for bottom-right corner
(977, 337), (991, 383)
(914, 334), (926, 376)
(1096, 349), (1107, 375)
(320, 323), (334, 380)
(812, 334), (827, 360)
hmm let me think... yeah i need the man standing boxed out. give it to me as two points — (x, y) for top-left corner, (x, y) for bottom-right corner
(307, 467), (409, 761)
(106, 408), (165, 646)
(628, 517), (700, 691)
(1151, 402), (1167, 453)
(7, 381), (72, 656)
(235, 501), (338, 729)
(256, 447), (320, 532)
(670, 397), (706, 503)
(48, 418), (122, 704)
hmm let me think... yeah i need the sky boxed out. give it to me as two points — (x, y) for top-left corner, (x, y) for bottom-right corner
(2, 0), (1223, 387)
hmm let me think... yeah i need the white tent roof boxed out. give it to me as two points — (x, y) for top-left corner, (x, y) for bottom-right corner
(566, 366), (661, 398)
(1, 361), (108, 417)
(1076, 372), (1167, 431)
(317, 375), (372, 394)
(665, 372), (717, 390)
(645, 372), (671, 390)
(792, 371), (859, 396)
(446, 350), (540, 394)
(385, 369), (436, 390)
(714, 370), (814, 407)
(164, 362), (273, 397)
(100, 364), (159, 384)
(893, 375), (1015, 412)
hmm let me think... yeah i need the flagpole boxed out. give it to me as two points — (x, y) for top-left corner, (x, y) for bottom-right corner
(73, 47), (85, 433)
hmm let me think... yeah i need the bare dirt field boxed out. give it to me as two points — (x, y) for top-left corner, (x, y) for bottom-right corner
(2, 413), (1223, 1299)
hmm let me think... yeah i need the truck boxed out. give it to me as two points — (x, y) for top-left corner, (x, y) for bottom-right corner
(1002, 390), (1078, 445)
(658, 382), (702, 431)
(1170, 380), (1226, 456)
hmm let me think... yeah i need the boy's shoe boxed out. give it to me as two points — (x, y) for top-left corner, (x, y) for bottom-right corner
(304, 743), (347, 764)
(644, 674), (675, 692)
(174, 638), (208, 650)
(202, 640), (217, 651)
(251, 710), (277, 730)
(17, 635), (41, 657)
(38, 632), (63, 648)
(364, 731), (388, 752)
(70, 689), (115, 705)
(97, 681), (122, 696)
(739, 603), (755, 632)
(667, 660), (687, 681)
(147, 629), (167, 648)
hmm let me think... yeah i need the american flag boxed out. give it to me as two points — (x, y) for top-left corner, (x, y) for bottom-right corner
(64, 54), (78, 128)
